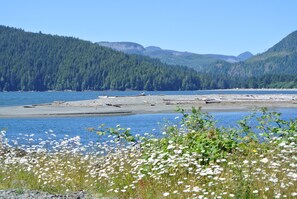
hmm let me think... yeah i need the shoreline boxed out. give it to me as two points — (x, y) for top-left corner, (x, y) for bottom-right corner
(1, 88), (297, 93)
(1, 94), (297, 118)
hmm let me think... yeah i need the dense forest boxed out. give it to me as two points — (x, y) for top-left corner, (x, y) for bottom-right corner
(206, 30), (297, 88)
(1, 25), (297, 91)
(0, 26), (204, 91)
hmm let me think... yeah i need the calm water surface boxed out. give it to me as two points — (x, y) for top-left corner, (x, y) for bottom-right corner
(1, 108), (296, 146)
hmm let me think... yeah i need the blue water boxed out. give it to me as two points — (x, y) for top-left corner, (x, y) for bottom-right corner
(1, 90), (297, 107)
(1, 108), (296, 146)
(0, 91), (297, 147)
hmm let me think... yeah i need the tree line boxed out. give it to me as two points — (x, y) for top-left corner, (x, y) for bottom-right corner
(0, 26), (203, 91)
(1, 25), (297, 91)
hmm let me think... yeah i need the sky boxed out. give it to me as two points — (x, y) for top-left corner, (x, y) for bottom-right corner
(0, 0), (297, 56)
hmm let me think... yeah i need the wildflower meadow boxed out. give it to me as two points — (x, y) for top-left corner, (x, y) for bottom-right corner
(0, 108), (296, 198)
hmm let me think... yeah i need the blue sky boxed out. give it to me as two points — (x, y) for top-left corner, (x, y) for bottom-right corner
(1, 0), (297, 55)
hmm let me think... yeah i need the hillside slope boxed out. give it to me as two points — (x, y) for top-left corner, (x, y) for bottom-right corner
(0, 26), (202, 91)
(97, 41), (253, 71)
(207, 30), (297, 88)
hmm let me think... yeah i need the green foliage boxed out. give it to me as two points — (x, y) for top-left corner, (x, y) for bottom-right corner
(0, 25), (203, 91)
(95, 124), (136, 143)
(179, 107), (216, 132)
(138, 108), (232, 167)
(139, 107), (297, 167)
(235, 107), (297, 144)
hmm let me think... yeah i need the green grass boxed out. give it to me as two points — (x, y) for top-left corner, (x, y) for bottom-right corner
(0, 108), (296, 198)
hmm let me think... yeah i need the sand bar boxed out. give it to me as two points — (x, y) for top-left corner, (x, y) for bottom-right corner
(1, 94), (297, 118)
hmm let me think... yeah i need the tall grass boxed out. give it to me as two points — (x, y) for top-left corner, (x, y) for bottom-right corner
(0, 108), (296, 198)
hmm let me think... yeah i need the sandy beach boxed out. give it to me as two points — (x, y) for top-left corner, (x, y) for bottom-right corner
(1, 94), (297, 118)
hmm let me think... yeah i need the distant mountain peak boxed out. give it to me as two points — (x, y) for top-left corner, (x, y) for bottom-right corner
(237, 51), (253, 61)
(97, 41), (145, 54)
(145, 46), (162, 51)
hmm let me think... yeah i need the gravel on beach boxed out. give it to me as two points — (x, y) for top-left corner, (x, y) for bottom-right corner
(0, 189), (90, 199)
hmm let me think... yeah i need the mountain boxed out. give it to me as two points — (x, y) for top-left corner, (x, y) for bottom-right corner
(0, 25), (203, 91)
(267, 30), (297, 53)
(207, 30), (297, 88)
(205, 52), (253, 63)
(1, 25), (295, 91)
(142, 47), (218, 71)
(97, 41), (253, 71)
(237, 51), (254, 61)
(97, 42), (145, 55)
(221, 30), (297, 77)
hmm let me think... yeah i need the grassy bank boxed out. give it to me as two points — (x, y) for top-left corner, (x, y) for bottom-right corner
(0, 108), (296, 198)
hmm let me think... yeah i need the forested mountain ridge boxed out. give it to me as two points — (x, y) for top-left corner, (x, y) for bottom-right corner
(207, 30), (297, 88)
(97, 41), (253, 71)
(266, 30), (297, 53)
(1, 25), (296, 91)
(243, 30), (297, 75)
(0, 25), (203, 91)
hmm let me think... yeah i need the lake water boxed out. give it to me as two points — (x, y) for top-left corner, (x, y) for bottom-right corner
(0, 91), (297, 146)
